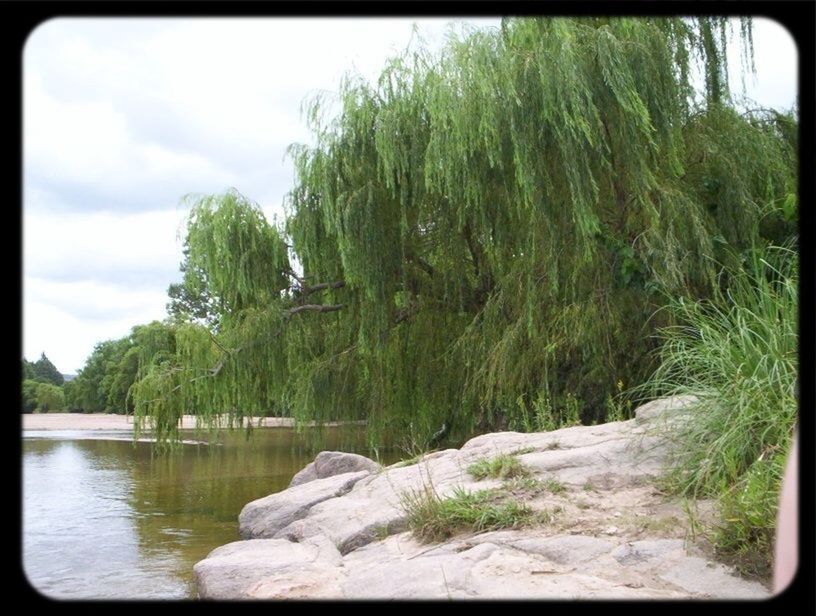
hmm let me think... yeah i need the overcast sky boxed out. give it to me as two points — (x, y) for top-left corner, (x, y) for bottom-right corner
(23, 17), (797, 374)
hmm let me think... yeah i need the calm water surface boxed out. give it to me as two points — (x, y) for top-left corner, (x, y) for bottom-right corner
(23, 427), (398, 600)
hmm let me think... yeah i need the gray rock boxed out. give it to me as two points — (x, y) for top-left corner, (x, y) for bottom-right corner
(341, 548), (472, 599)
(518, 430), (667, 486)
(272, 447), (499, 554)
(289, 450), (382, 487)
(634, 395), (698, 425)
(239, 470), (370, 538)
(273, 497), (409, 555)
(274, 463), (439, 553)
(510, 535), (617, 565)
(287, 463), (318, 487)
(612, 539), (685, 566)
(467, 561), (683, 600)
(659, 556), (769, 598)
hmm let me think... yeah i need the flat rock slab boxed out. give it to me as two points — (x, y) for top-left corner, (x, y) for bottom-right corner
(197, 396), (770, 600)
(274, 449), (490, 554)
(510, 535), (618, 565)
(634, 395), (699, 425)
(658, 557), (769, 599)
(196, 529), (766, 600)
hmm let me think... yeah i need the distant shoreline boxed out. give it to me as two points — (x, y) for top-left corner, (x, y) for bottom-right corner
(21, 413), (362, 432)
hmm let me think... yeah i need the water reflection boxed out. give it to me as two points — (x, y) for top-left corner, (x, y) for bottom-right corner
(23, 428), (399, 600)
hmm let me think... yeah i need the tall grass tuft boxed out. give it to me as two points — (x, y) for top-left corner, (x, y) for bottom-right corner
(400, 483), (536, 543)
(467, 454), (531, 480)
(640, 245), (797, 575)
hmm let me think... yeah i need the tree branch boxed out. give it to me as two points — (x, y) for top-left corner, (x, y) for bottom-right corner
(463, 220), (494, 306)
(288, 303), (345, 315)
(395, 306), (419, 325)
(301, 280), (346, 296)
(285, 269), (345, 297)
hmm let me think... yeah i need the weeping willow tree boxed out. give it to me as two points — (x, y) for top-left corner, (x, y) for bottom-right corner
(131, 17), (797, 448)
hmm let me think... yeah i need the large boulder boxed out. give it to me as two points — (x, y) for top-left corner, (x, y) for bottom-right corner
(274, 448), (476, 554)
(289, 451), (382, 487)
(239, 471), (370, 539)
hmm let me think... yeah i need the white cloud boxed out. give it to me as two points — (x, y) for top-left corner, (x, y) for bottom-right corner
(24, 209), (187, 285)
(23, 17), (502, 372)
(24, 18), (497, 216)
(26, 277), (169, 323)
(23, 209), (189, 371)
(24, 70), (240, 213)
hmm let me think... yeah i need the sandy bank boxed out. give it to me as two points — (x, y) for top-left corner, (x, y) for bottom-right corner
(22, 414), (359, 432)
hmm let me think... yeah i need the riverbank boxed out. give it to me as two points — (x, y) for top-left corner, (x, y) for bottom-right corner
(22, 413), (361, 432)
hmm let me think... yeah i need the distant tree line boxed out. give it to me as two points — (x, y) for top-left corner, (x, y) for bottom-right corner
(21, 323), (177, 414)
(43, 317), (287, 419)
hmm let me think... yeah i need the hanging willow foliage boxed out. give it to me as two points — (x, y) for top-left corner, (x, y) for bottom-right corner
(131, 17), (796, 448)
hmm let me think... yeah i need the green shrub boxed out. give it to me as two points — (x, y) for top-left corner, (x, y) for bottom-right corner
(503, 476), (566, 495)
(716, 447), (788, 576)
(508, 391), (584, 433)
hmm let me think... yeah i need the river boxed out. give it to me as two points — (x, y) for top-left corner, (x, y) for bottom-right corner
(22, 427), (398, 600)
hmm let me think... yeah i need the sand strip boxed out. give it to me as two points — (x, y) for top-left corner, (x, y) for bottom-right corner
(22, 413), (362, 432)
